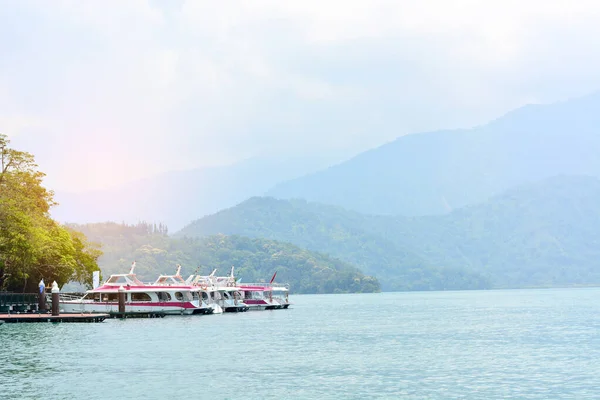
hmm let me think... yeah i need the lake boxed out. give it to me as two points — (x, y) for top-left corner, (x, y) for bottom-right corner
(1, 288), (600, 399)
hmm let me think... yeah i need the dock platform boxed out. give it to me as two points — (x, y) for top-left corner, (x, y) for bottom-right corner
(0, 313), (108, 323)
(108, 311), (166, 319)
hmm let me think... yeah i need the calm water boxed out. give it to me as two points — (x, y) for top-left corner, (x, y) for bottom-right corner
(1, 288), (600, 399)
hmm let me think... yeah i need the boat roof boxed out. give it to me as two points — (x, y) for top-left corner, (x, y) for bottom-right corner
(91, 263), (193, 292)
(103, 274), (144, 286)
(100, 262), (145, 286)
(88, 285), (193, 293)
(188, 267), (289, 291)
(153, 265), (189, 286)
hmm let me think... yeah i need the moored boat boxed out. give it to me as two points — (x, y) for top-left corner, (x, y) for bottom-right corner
(59, 263), (207, 315)
(188, 268), (249, 313)
(152, 265), (214, 315)
(239, 271), (290, 310)
(240, 283), (290, 310)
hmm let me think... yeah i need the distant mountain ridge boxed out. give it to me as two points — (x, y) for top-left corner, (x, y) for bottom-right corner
(267, 92), (600, 216)
(178, 175), (600, 290)
(51, 155), (342, 231)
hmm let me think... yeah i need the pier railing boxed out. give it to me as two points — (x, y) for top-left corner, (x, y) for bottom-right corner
(238, 283), (290, 290)
(0, 292), (40, 313)
(58, 293), (85, 301)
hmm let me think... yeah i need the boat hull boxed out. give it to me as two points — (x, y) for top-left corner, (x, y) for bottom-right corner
(244, 299), (289, 311)
(224, 305), (249, 312)
(59, 301), (205, 315)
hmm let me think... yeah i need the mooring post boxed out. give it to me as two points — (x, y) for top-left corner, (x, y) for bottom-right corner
(51, 281), (60, 316)
(118, 285), (126, 314)
(38, 279), (46, 313)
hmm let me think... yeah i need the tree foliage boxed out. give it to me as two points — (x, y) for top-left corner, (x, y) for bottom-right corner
(70, 222), (381, 294)
(0, 134), (101, 292)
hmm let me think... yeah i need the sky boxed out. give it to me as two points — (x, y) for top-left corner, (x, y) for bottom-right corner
(2, 0), (600, 192)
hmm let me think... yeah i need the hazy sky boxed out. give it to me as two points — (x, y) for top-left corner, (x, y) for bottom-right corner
(2, 0), (600, 191)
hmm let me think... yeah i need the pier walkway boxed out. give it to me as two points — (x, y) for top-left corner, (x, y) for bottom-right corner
(0, 313), (109, 323)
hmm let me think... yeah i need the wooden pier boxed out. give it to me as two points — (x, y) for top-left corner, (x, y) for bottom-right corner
(0, 313), (108, 323)
(0, 311), (168, 323)
(108, 311), (166, 319)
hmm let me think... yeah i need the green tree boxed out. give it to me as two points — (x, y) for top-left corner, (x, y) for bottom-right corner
(0, 134), (101, 292)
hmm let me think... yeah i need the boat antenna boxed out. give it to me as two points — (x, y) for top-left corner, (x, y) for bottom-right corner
(209, 269), (217, 277)
(175, 264), (181, 276)
(129, 261), (136, 275)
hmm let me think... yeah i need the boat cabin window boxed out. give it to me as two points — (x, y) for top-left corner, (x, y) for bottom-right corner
(131, 292), (152, 302)
(101, 293), (118, 302)
(157, 292), (171, 301)
(202, 292), (209, 301)
(191, 292), (199, 300)
(83, 293), (101, 302)
(173, 292), (192, 301)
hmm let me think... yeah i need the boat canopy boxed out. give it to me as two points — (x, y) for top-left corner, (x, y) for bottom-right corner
(153, 265), (188, 286)
(104, 274), (144, 286)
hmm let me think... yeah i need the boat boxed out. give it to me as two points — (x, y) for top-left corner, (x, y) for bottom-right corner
(187, 267), (249, 313)
(152, 265), (214, 315)
(239, 272), (291, 310)
(59, 263), (208, 315)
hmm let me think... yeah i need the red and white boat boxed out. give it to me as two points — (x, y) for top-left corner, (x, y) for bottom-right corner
(187, 267), (249, 313)
(239, 273), (290, 310)
(152, 265), (214, 314)
(59, 263), (209, 315)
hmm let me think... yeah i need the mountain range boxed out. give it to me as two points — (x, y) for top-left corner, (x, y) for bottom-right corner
(267, 92), (600, 216)
(52, 91), (600, 291)
(178, 175), (600, 290)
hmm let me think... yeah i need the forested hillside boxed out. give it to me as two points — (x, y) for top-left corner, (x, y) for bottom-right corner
(180, 175), (600, 290)
(176, 198), (492, 291)
(389, 175), (600, 287)
(71, 222), (380, 294)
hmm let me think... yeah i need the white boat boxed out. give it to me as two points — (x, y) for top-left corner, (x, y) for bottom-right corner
(152, 265), (214, 315)
(59, 263), (207, 315)
(239, 283), (290, 310)
(239, 272), (290, 310)
(187, 267), (249, 313)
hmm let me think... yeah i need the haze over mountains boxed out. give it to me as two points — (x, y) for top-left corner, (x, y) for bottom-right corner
(54, 92), (600, 230)
(51, 155), (341, 231)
